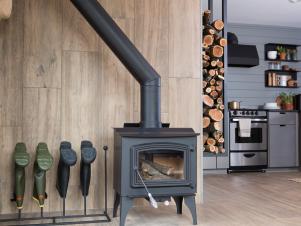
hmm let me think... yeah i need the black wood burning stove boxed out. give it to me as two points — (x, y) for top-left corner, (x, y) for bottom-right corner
(113, 128), (198, 225)
(70, 0), (199, 225)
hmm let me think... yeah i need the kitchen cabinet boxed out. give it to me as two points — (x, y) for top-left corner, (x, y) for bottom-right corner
(268, 112), (299, 168)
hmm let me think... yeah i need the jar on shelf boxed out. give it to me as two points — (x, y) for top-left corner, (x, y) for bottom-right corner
(291, 49), (298, 61)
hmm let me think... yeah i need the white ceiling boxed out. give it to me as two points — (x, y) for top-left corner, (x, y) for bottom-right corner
(228, 0), (301, 28)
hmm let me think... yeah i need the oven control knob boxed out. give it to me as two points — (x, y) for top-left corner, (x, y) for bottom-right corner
(233, 110), (237, 115)
(242, 111), (245, 115)
(255, 111), (258, 115)
(246, 111), (249, 115)
(251, 111), (254, 115)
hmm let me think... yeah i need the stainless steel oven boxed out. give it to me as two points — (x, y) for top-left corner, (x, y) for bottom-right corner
(228, 109), (268, 172)
(230, 118), (267, 151)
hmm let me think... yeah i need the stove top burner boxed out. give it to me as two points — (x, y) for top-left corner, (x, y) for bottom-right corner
(229, 109), (267, 118)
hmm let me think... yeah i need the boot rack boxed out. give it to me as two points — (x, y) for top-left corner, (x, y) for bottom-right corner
(0, 146), (111, 226)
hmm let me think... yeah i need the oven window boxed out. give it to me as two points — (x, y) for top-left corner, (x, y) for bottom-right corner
(235, 128), (262, 143)
(138, 150), (184, 181)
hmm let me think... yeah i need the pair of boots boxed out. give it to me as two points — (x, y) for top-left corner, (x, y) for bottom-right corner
(56, 141), (97, 199)
(13, 143), (53, 209)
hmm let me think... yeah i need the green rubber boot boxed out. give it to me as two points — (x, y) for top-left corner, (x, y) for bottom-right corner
(13, 143), (30, 209)
(32, 143), (53, 208)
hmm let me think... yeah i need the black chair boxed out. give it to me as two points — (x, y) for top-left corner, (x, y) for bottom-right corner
(56, 141), (77, 199)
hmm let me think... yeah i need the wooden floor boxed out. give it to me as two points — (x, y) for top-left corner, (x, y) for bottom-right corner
(3, 172), (301, 226)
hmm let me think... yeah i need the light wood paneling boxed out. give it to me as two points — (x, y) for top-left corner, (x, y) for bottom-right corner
(0, 0), (23, 126)
(101, 18), (136, 206)
(168, 78), (201, 131)
(0, 0), (202, 216)
(23, 0), (62, 88)
(134, 0), (170, 116)
(62, 0), (99, 52)
(168, 78), (201, 202)
(169, 0), (200, 78)
(134, 0), (169, 77)
(102, 0), (134, 19)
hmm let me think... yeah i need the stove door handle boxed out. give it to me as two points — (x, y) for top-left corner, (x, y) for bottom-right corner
(243, 153), (256, 158)
(232, 118), (267, 122)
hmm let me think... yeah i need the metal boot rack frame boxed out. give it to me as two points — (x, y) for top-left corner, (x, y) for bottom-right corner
(0, 146), (111, 226)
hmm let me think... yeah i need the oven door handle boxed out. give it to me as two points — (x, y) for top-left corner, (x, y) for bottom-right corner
(231, 118), (267, 122)
(243, 153), (256, 158)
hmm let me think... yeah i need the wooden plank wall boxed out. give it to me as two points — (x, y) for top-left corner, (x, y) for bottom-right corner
(0, 0), (201, 214)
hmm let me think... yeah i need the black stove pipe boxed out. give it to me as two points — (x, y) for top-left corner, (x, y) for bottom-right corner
(70, 0), (161, 128)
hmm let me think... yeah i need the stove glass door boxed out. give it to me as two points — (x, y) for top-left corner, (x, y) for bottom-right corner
(131, 142), (192, 187)
(138, 150), (184, 181)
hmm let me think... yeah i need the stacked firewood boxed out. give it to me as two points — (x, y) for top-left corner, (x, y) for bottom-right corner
(202, 10), (226, 154)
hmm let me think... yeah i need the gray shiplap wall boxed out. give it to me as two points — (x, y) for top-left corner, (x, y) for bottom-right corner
(227, 24), (301, 109)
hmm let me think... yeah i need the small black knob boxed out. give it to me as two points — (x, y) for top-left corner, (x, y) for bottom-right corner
(233, 110), (237, 115)
(242, 111), (245, 115)
(103, 146), (108, 151)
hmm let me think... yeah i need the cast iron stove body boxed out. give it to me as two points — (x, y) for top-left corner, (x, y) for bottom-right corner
(113, 128), (198, 226)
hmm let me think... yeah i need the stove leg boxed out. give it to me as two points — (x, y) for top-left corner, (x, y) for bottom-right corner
(184, 196), (197, 225)
(173, 196), (183, 214)
(113, 192), (120, 218)
(120, 196), (133, 226)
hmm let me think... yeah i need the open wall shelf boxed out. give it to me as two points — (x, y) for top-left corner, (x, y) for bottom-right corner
(265, 43), (300, 62)
(266, 70), (300, 74)
(265, 70), (298, 88)
(264, 43), (300, 89)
